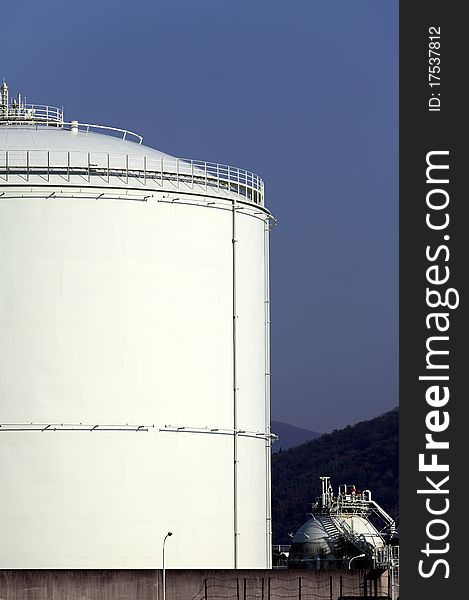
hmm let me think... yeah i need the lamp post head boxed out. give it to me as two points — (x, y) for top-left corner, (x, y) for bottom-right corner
(162, 532), (173, 600)
(348, 553), (366, 569)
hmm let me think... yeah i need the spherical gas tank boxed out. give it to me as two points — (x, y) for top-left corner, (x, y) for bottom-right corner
(288, 513), (383, 567)
(288, 515), (338, 564)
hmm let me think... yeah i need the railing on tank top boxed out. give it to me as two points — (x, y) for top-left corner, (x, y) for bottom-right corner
(0, 149), (265, 206)
(0, 103), (64, 124)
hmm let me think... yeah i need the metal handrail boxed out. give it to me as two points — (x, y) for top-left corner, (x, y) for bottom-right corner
(0, 150), (265, 205)
(159, 425), (277, 441)
(0, 117), (144, 144)
(63, 121), (144, 144)
(0, 103), (64, 123)
(337, 518), (380, 559)
(0, 422), (153, 432)
(24, 104), (63, 122)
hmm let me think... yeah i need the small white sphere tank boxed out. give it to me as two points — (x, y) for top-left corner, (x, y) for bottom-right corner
(0, 86), (274, 569)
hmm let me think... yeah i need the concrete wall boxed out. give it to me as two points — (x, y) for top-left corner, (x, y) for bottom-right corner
(0, 569), (390, 600)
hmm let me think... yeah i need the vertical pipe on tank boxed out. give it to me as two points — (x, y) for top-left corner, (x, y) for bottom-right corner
(232, 198), (239, 568)
(1, 81), (9, 118)
(264, 215), (272, 568)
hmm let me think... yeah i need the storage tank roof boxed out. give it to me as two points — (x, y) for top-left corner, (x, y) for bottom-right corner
(0, 82), (266, 210)
(0, 125), (175, 160)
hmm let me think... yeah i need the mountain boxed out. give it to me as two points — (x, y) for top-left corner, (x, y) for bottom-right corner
(271, 421), (321, 452)
(271, 408), (399, 544)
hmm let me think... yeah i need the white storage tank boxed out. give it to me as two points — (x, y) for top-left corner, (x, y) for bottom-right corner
(0, 82), (274, 569)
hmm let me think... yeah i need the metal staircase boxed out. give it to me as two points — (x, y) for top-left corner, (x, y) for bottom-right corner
(320, 515), (342, 545)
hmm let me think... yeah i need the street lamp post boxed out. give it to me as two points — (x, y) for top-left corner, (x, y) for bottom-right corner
(162, 531), (173, 600)
(348, 553), (366, 569)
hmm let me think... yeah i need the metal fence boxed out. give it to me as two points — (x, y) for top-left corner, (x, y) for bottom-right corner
(0, 150), (264, 205)
(0, 103), (64, 123)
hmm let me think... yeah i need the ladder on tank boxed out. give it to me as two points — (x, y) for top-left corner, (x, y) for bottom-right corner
(321, 515), (342, 545)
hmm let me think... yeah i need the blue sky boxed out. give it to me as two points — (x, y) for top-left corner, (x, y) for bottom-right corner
(3, 0), (398, 432)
